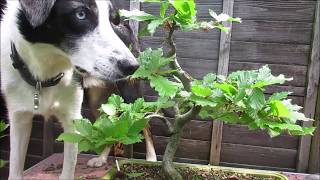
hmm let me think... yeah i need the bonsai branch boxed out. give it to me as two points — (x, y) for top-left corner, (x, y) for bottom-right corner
(176, 105), (202, 129)
(165, 24), (193, 91)
(146, 114), (174, 134)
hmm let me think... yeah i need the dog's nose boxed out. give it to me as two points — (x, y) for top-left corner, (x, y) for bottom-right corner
(117, 61), (139, 76)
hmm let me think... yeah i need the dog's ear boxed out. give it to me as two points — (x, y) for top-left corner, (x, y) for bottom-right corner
(19, 0), (56, 27)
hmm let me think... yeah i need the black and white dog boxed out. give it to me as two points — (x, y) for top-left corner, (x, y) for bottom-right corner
(1, 0), (139, 179)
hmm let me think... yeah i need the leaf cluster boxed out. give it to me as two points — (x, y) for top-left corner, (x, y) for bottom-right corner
(119, 0), (241, 35)
(57, 95), (155, 154)
(187, 66), (315, 137)
(132, 48), (182, 98)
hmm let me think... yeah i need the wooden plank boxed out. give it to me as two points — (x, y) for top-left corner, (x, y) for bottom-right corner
(309, 79), (320, 173)
(297, 0), (320, 172)
(117, 0), (130, 10)
(30, 119), (44, 139)
(133, 136), (211, 160)
(42, 119), (54, 158)
(149, 119), (212, 141)
(0, 151), (43, 169)
(230, 41), (310, 66)
(133, 152), (209, 165)
(1, 135), (43, 156)
(140, 36), (220, 60)
(210, 0), (234, 166)
(153, 28), (221, 41)
(229, 62), (308, 87)
(233, 0), (316, 22)
(129, 0), (140, 37)
(221, 143), (297, 168)
(265, 86), (305, 97)
(177, 58), (219, 78)
(222, 124), (299, 149)
(232, 20), (313, 44)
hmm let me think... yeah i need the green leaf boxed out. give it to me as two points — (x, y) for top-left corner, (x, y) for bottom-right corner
(269, 100), (289, 117)
(253, 65), (293, 88)
(281, 99), (312, 123)
(268, 129), (281, 138)
(160, 2), (170, 18)
(78, 140), (92, 152)
(149, 76), (179, 98)
(128, 118), (149, 136)
(0, 159), (7, 168)
(132, 66), (152, 78)
(228, 70), (257, 88)
(203, 73), (217, 87)
(214, 83), (237, 96)
(268, 92), (291, 102)
(233, 87), (246, 102)
(148, 19), (164, 35)
(140, 0), (161, 2)
(132, 48), (172, 79)
(170, 0), (196, 25)
(300, 127), (316, 135)
(119, 9), (159, 22)
(101, 104), (117, 116)
(228, 17), (242, 23)
(152, 96), (176, 109)
(113, 112), (130, 138)
(247, 88), (266, 110)
(121, 134), (144, 145)
(74, 119), (93, 137)
(108, 94), (124, 109)
(218, 113), (239, 124)
(131, 98), (145, 112)
(192, 85), (212, 97)
(93, 117), (115, 137)
(263, 121), (315, 137)
(0, 121), (8, 134)
(190, 94), (217, 107)
(57, 133), (83, 143)
(209, 10), (230, 22)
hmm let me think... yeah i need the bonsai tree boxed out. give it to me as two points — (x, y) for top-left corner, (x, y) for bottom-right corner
(58, 0), (316, 179)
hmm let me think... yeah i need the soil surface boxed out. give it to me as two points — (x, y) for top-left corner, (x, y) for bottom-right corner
(114, 163), (280, 180)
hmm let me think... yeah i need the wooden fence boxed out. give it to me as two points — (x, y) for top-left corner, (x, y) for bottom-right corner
(0, 0), (319, 178)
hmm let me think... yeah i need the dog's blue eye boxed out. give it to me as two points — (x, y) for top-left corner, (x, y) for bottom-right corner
(76, 10), (86, 20)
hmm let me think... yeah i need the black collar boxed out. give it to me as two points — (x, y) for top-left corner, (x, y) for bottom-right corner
(10, 42), (64, 88)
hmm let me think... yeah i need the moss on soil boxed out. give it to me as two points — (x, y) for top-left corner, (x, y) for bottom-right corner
(112, 163), (279, 180)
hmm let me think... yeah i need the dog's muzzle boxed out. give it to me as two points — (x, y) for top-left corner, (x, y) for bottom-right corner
(117, 61), (139, 76)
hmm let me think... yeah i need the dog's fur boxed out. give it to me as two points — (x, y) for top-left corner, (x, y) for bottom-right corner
(1, 0), (139, 179)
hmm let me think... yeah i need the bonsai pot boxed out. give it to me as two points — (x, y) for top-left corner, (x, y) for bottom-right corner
(103, 159), (288, 180)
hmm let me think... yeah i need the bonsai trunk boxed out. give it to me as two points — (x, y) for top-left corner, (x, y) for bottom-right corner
(161, 106), (201, 179)
(162, 128), (183, 180)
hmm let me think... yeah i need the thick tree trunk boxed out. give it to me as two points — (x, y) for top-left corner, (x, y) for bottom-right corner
(162, 129), (183, 180)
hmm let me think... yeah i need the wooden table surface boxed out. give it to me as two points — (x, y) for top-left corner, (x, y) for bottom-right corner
(23, 153), (313, 180)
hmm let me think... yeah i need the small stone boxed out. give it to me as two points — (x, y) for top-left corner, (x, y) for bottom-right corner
(226, 175), (240, 180)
